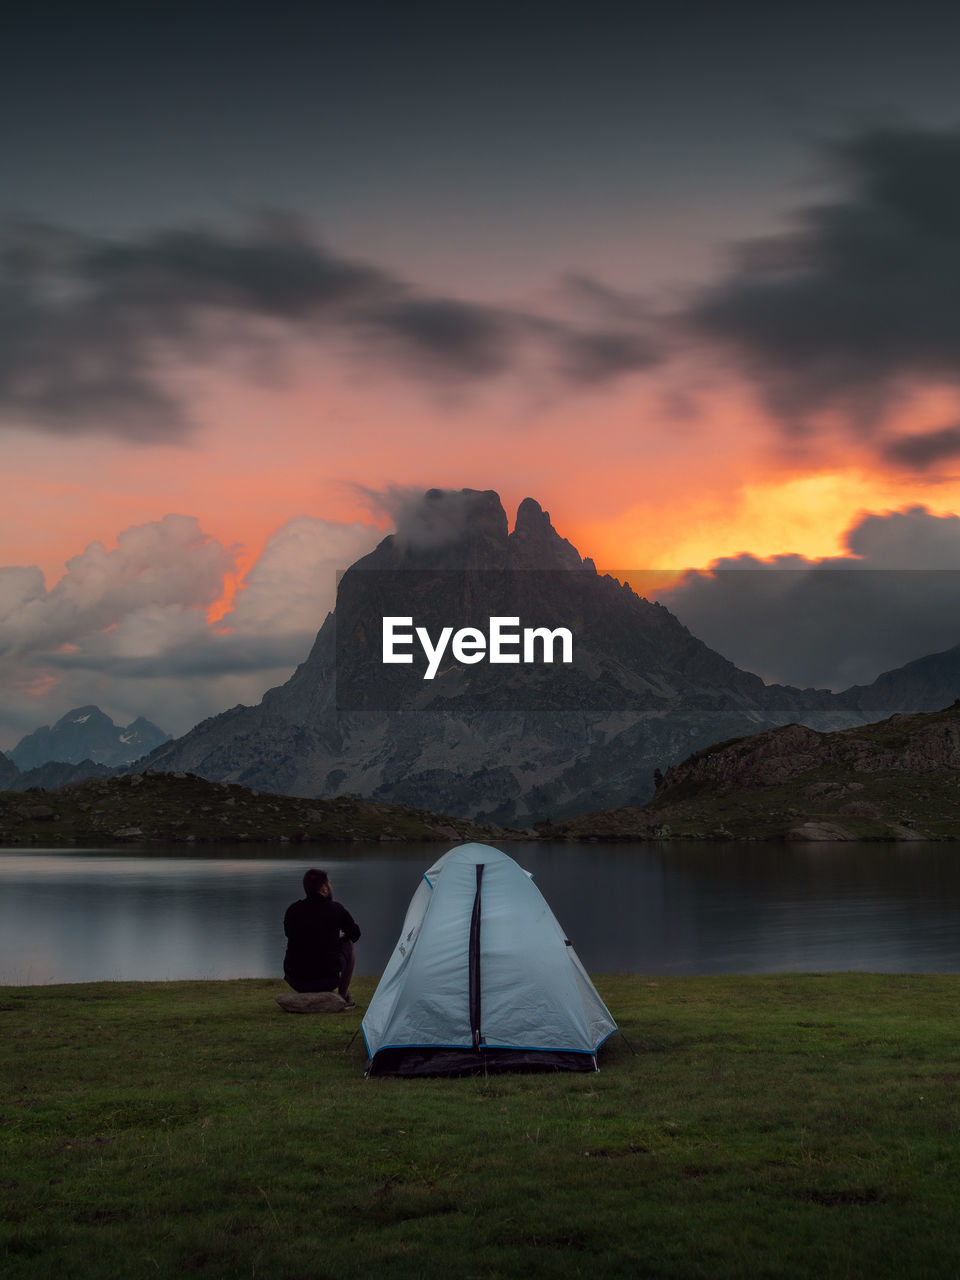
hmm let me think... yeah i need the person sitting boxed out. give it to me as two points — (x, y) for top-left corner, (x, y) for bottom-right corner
(283, 868), (361, 1009)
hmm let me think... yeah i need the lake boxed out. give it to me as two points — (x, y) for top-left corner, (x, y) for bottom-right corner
(2, 840), (960, 985)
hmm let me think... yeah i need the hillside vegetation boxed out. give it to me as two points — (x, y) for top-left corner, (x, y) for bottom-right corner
(0, 769), (527, 847)
(552, 702), (960, 842)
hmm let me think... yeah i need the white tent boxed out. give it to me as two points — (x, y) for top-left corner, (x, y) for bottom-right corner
(361, 842), (618, 1075)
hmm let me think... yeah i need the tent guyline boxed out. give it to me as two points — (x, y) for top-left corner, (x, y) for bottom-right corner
(361, 842), (618, 1077)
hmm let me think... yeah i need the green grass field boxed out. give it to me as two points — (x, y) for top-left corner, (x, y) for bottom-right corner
(4, 974), (960, 1278)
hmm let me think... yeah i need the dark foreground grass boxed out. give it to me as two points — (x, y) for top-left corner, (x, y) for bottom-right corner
(4, 975), (960, 1279)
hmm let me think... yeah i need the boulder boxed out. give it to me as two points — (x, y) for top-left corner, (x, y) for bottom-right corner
(787, 821), (856, 842)
(275, 990), (346, 1014)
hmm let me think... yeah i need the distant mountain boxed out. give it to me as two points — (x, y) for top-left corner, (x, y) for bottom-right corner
(552, 701), (960, 842)
(0, 749), (115, 795)
(140, 488), (930, 824)
(0, 751), (19, 790)
(10, 759), (117, 792)
(836, 645), (960, 720)
(10, 706), (170, 770)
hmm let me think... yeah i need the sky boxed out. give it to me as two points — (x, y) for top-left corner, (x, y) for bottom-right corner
(5, 1), (960, 748)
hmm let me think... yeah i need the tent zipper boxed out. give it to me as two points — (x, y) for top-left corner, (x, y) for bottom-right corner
(469, 862), (485, 1052)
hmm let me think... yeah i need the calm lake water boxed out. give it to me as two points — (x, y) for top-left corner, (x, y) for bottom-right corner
(2, 840), (960, 986)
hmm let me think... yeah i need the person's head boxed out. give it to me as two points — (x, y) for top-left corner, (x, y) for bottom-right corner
(303, 868), (331, 899)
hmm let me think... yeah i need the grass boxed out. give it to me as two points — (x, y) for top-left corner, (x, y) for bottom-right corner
(4, 974), (960, 1277)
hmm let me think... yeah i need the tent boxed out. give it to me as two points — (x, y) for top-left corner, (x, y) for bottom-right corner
(361, 842), (618, 1076)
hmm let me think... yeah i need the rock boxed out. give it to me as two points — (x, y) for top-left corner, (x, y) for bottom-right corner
(25, 805), (56, 820)
(887, 823), (928, 841)
(787, 821), (856, 841)
(275, 991), (347, 1014)
(112, 826), (143, 839)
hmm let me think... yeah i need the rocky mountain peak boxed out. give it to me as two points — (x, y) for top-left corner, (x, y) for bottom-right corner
(510, 497), (584, 570)
(56, 705), (112, 730)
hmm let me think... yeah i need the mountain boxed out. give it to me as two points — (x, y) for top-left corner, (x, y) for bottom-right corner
(836, 645), (960, 720)
(140, 488), (914, 823)
(9, 759), (117, 792)
(0, 749), (116, 795)
(551, 702), (960, 842)
(0, 751), (19, 790)
(9, 706), (170, 770)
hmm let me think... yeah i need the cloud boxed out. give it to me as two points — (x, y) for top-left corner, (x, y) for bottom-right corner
(0, 215), (665, 441)
(0, 515), (235, 658)
(882, 423), (960, 469)
(843, 505), (960, 566)
(686, 127), (960, 443)
(657, 507), (960, 689)
(354, 485), (508, 551)
(223, 516), (380, 634)
(0, 512), (381, 747)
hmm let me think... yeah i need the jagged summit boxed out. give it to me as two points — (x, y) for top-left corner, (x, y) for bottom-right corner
(359, 489), (583, 573)
(510, 497), (583, 570)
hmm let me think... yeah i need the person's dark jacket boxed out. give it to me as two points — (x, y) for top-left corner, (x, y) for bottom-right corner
(283, 896), (361, 991)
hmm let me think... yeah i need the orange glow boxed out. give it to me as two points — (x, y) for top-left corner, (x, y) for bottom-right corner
(8, 361), (960, 602)
(206, 555), (256, 624)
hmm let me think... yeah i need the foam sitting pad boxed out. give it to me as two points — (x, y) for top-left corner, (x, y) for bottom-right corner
(275, 990), (346, 1013)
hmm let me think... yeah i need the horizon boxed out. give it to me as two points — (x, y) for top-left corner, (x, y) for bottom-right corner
(6, 489), (960, 753)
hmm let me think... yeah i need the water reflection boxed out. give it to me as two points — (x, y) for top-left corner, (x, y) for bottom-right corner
(2, 841), (960, 985)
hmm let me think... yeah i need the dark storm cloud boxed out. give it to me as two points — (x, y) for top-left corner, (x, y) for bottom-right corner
(0, 216), (664, 441)
(359, 298), (518, 377)
(82, 213), (392, 319)
(883, 423), (960, 469)
(687, 127), (960, 436)
(0, 221), (192, 440)
(657, 508), (960, 690)
(555, 329), (663, 383)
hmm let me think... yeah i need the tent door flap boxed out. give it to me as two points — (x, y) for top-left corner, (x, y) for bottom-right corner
(469, 862), (484, 1052)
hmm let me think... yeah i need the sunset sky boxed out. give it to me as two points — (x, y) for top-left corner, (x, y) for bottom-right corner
(5, 2), (960, 747)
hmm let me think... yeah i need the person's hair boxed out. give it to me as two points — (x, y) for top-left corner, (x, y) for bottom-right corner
(303, 868), (330, 899)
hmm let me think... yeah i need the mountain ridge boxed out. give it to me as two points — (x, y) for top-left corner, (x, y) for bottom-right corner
(134, 489), (960, 822)
(10, 705), (170, 771)
(551, 701), (960, 841)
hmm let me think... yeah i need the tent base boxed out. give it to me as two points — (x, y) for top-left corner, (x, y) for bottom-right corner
(366, 1046), (599, 1077)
